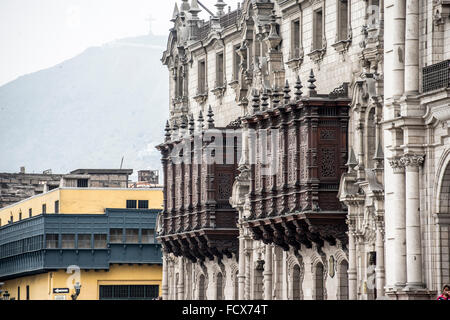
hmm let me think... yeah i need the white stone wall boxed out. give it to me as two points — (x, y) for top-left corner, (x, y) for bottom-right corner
(164, 240), (348, 300)
(174, 0), (371, 128)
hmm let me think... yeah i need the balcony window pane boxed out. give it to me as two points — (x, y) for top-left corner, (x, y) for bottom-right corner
(94, 234), (107, 248)
(78, 234), (91, 249)
(46, 234), (59, 249)
(125, 229), (139, 243)
(110, 229), (123, 243)
(141, 229), (155, 244)
(61, 234), (75, 249)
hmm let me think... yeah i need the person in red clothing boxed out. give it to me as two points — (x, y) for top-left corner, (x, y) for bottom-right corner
(437, 284), (450, 300)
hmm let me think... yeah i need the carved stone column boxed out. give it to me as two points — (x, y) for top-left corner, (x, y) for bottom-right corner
(401, 154), (425, 288)
(375, 217), (386, 297)
(392, 0), (406, 97)
(238, 229), (246, 300)
(347, 216), (357, 300)
(404, 0), (419, 94)
(263, 244), (273, 300)
(177, 257), (185, 300)
(162, 254), (169, 300)
(244, 239), (252, 300)
(389, 159), (407, 289)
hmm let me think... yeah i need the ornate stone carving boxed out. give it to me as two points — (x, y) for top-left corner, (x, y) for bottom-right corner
(389, 158), (406, 173)
(400, 155), (425, 168)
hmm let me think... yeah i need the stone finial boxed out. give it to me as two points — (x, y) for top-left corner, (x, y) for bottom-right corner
(180, 0), (190, 12)
(207, 105), (215, 128)
(272, 85), (281, 109)
(197, 111), (204, 131)
(283, 80), (291, 105)
(171, 3), (180, 22)
(215, 0), (227, 17)
(267, 10), (281, 50)
(308, 69), (317, 93)
(189, 0), (201, 18)
(261, 88), (269, 111)
(252, 89), (260, 114)
(189, 113), (195, 135)
(294, 75), (303, 101)
(165, 120), (172, 142)
(346, 148), (358, 170)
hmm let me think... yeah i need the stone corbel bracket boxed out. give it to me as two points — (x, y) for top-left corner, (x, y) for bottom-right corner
(307, 47), (326, 64)
(286, 48), (305, 70)
(331, 38), (352, 55)
(193, 91), (208, 105)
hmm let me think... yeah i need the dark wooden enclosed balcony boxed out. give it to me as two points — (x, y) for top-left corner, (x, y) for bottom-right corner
(242, 72), (350, 251)
(423, 59), (450, 93)
(156, 111), (240, 262)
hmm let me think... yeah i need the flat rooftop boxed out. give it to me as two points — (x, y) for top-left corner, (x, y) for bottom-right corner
(69, 169), (134, 175)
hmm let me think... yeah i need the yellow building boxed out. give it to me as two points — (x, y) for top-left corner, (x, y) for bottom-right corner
(0, 188), (164, 300)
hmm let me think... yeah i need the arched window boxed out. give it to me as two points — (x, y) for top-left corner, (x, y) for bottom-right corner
(216, 272), (223, 300)
(199, 274), (206, 300)
(339, 260), (349, 300)
(314, 262), (324, 300)
(292, 265), (301, 300)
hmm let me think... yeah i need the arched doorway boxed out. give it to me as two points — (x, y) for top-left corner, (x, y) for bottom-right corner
(216, 272), (223, 300)
(199, 274), (206, 300)
(338, 260), (349, 300)
(314, 262), (324, 300)
(292, 264), (302, 300)
(439, 163), (450, 214)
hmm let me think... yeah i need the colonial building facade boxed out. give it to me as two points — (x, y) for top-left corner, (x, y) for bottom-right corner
(157, 0), (450, 300)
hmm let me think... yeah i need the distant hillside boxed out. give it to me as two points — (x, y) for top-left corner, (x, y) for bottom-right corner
(0, 34), (169, 176)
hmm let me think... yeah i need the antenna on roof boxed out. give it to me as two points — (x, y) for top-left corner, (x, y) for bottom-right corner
(197, 0), (215, 17)
(120, 157), (124, 170)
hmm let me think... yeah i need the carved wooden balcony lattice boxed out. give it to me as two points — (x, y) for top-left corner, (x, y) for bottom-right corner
(156, 124), (240, 263)
(242, 80), (350, 252)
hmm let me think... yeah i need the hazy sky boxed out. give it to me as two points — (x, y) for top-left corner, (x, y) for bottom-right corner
(0, 0), (240, 86)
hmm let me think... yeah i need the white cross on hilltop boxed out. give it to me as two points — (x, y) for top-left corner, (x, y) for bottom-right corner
(146, 15), (155, 35)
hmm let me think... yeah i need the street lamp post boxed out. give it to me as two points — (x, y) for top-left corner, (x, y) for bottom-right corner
(71, 282), (81, 300)
(3, 291), (10, 301)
